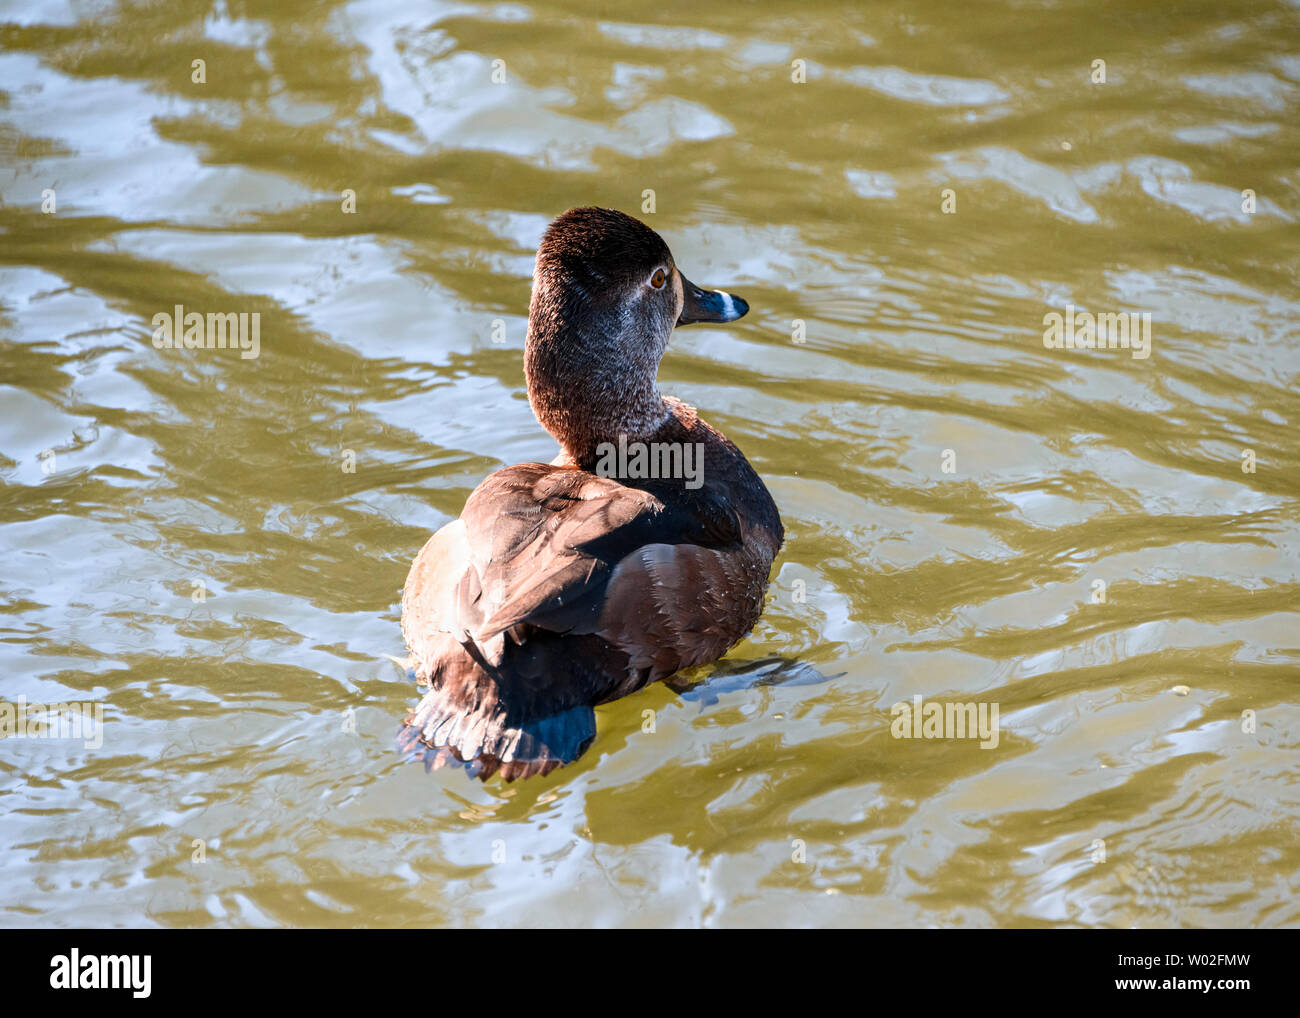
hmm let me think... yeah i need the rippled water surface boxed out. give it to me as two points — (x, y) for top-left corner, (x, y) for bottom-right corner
(2, 0), (1299, 927)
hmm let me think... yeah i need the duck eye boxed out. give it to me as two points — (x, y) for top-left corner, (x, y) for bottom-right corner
(649, 268), (667, 290)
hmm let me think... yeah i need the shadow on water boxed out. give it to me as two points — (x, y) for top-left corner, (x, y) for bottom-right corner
(670, 654), (840, 707)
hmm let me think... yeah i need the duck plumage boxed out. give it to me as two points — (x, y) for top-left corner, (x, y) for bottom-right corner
(398, 208), (783, 780)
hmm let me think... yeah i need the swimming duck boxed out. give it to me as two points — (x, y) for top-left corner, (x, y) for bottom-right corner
(398, 207), (784, 780)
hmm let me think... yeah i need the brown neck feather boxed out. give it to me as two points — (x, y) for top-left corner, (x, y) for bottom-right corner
(524, 284), (670, 468)
(525, 347), (668, 468)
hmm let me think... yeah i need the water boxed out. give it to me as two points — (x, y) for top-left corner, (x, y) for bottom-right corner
(1, 0), (1298, 927)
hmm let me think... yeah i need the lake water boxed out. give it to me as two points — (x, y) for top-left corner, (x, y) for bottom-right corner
(1, 0), (1298, 927)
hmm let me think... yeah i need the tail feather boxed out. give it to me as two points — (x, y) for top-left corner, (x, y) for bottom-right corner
(395, 627), (632, 781)
(398, 687), (596, 781)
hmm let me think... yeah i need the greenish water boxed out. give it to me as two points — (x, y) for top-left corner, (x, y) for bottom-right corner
(1, 0), (1298, 927)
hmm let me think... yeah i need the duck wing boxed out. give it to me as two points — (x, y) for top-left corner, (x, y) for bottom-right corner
(406, 462), (740, 657)
(398, 462), (746, 780)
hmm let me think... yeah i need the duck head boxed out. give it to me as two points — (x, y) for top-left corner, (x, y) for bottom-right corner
(524, 207), (748, 465)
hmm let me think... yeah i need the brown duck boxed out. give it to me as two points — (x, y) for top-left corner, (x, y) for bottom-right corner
(399, 207), (783, 780)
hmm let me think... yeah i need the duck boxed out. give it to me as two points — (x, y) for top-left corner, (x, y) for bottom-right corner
(397, 207), (784, 780)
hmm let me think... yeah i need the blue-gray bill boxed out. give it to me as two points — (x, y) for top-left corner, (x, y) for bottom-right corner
(677, 275), (748, 325)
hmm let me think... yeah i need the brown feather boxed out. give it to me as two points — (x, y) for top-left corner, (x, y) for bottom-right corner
(398, 209), (783, 781)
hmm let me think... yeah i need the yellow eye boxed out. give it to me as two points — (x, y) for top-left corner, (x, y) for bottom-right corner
(649, 268), (667, 289)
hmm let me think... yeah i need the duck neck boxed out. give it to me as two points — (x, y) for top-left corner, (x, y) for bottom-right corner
(525, 333), (670, 469)
(526, 360), (669, 468)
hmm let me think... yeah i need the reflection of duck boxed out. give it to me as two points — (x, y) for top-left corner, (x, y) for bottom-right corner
(398, 208), (783, 780)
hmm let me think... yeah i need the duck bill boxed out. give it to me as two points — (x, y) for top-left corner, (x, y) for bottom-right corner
(676, 274), (749, 326)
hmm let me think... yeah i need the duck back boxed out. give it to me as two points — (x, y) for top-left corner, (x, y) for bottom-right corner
(399, 403), (782, 780)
